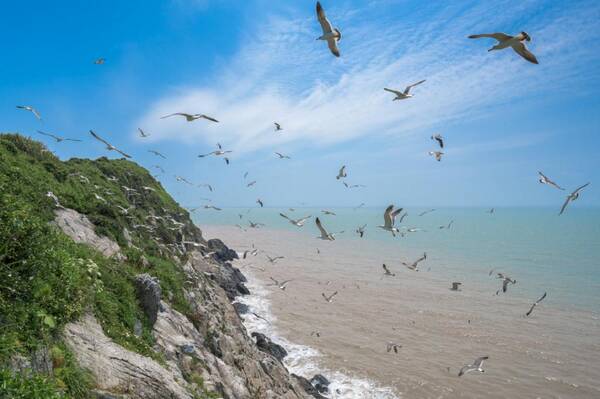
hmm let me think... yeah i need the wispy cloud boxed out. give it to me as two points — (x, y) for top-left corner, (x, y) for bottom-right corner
(136, 0), (600, 156)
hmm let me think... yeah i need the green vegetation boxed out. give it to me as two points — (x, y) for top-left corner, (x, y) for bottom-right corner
(0, 133), (204, 397)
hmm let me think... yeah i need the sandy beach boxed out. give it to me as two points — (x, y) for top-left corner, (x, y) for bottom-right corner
(203, 225), (600, 398)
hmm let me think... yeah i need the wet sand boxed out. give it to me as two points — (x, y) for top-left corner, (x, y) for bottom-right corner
(203, 225), (600, 398)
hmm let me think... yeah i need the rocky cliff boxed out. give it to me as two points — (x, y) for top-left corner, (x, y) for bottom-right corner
(0, 134), (314, 398)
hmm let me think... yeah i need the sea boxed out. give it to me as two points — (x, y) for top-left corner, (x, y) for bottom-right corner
(194, 207), (600, 398)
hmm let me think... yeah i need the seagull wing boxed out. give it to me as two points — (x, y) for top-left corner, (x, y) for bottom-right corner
(113, 147), (132, 158)
(559, 196), (571, 215)
(315, 217), (330, 238)
(383, 205), (394, 228)
(404, 80), (426, 95)
(473, 356), (489, 368)
(458, 365), (471, 377)
(327, 39), (340, 57)
(36, 130), (59, 140)
(572, 182), (590, 195)
(384, 88), (403, 96)
(160, 113), (186, 119)
(89, 130), (111, 146)
(512, 41), (539, 64)
(63, 138), (82, 142)
(200, 114), (219, 123)
(468, 33), (512, 42)
(279, 213), (293, 222)
(316, 2), (334, 34)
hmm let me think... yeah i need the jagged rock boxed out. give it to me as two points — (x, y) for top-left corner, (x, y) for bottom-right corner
(54, 208), (122, 259)
(30, 346), (53, 375)
(236, 282), (250, 295)
(134, 274), (161, 326)
(207, 238), (238, 262)
(310, 374), (330, 394)
(292, 375), (328, 399)
(63, 314), (192, 399)
(232, 302), (250, 315)
(251, 332), (287, 362)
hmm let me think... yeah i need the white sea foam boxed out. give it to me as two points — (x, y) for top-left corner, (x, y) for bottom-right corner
(235, 265), (400, 399)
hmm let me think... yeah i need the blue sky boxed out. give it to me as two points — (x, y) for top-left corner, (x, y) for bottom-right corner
(1, 0), (599, 208)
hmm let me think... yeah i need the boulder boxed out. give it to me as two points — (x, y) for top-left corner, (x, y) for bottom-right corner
(251, 332), (287, 362)
(310, 374), (330, 394)
(134, 274), (161, 326)
(207, 238), (238, 262)
(292, 375), (328, 399)
(232, 302), (250, 315)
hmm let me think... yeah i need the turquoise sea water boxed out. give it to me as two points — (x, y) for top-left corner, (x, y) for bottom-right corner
(192, 207), (600, 310)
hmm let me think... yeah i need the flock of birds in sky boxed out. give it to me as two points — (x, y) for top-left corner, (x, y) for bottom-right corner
(14, 1), (592, 381)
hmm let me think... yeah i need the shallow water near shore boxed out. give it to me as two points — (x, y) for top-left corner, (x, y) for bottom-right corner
(199, 208), (600, 398)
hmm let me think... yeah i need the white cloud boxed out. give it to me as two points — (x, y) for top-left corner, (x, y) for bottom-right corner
(136, 0), (600, 156)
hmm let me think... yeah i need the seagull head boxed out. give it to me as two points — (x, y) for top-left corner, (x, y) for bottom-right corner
(334, 28), (342, 41)
(521, 31), (531, 41)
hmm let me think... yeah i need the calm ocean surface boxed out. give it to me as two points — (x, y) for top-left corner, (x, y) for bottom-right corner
(193, 207), (600, 310)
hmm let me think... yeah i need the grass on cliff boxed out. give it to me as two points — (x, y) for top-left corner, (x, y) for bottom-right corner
(0, 134), (203, 397)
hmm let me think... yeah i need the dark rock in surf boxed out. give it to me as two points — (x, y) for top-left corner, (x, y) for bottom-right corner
(251, 332), (287, 362)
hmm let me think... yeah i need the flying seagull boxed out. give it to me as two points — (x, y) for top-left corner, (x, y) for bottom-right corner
(439, 220), (454, 229)
(316, 2), (341, 57)
(247, 180), (257, 187)
(256, 199), (264, 207)
(450, 282), (462, 291)
(384, 80), (426, 100)
(36, 130), (81, 143)
(538, 171), (564, 190)
(175, 176), (193, 185)
(356, 224), (366, 238)
(315, 217), (335, 240)
(197, 183), (213, 192)
(148, 150), (166, 159)
(46, 191), (63, 208)
(431, 134), (444, 148)
(378, 205), (403, 236)
(496, 273), (517, 294)
(203, 205), (222, 211)
(16, 105), (42, 120)
(419, 209), (436, 217)
(275, 152), (291, 159)
(343, 182), (365, 189)
(429, 151), (444, 162)
(269, 277), (292, 291)
(198, 149), (232, 158)
(89, 130), (132, 158)
(321, 210), (336, 216)
(322, 291), (338, 303)
(382, 264), (395, 276)
(274, 122), (282, 131)
(280, 213), (311, 227)
(160, 112), (219, 123)
(386, 342), (402, 354)
(93, 57), (105, 65)
(559, 183), (590, 215)
(336, 165), (347, 180)
(525, 292), (547, 317)
(138, 128), (150, 138)
(402, 253), (427, 271)
(248, 220), (264, 228)
(458, 356), (489, 377)
(266, 255), (285, 264)
(468, 32), (538, 64)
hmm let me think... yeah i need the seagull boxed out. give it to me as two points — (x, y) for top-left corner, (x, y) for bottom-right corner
(384, 80), (426, 100)
(89, 130), (132, 158)
(429, 151), (444, 162)
(160, 113), (219, 123)
(198, 183), (213, 192)
(354, 203), (366, 210)
(468, 32), (538, 64)
(198, 149), (232, 158)
(36, 130), (81, 143)
(336, 165), (347, 180)
(382, 264), (395, 276)
(93, 57), (105, 65)
(311, 331), (321, 337)
(431, 134), (444, 148)
(402, 253), (427, 271)
(266, 255), (285, 264)
(386, 342), (402, 353)
(322, 291), (338, 303)
(280, 213), (311, 227)
(356, 224), (366, 238)
(419, 209), (436, 217)
(175, 176), (193, 185)
(525, 292), (547, 317)
(321, 210), (336, 216)
(458, 356), (489, 377)
(559, 183), (590, 215)
(538, 171), (564, 190)
(242, 248), (259, 259)
(94, 193), (107, 203)
(243, 172), (249, 179)
(16, 105), (42, 120)
(116, 205), (132, 215)
(316, 2), (341, 57)
(269, 277), (292, 291)
(203, 205), (222, 211)
(138, 128), (150, 138)
(247, 181), (257, 187)
(148, 150), (166, 159)
(248, 221), (264, 228)
(315, 217), (335, 240)
(439, 220), (454, 229)
(343, 182), (365, 189)
(496, 273), (517, 294)
(450, 282), (462, 291)
(378, 205), (403, 236)
(275, 152), (291, 159)
(274, 122), (282, 131)
(256, 199), (264, 207)
(488, 208), (495, 214)
(46, 191), (63, 208)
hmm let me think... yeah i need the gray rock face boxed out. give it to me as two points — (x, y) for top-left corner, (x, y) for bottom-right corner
(251, 332), (288, 362)
(207, 238), (238, 262)
(134, 274), (161, 326)
(54, 208), (122, 259)
(292, 375), (328, 399)
(64, 314), (192, 399)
